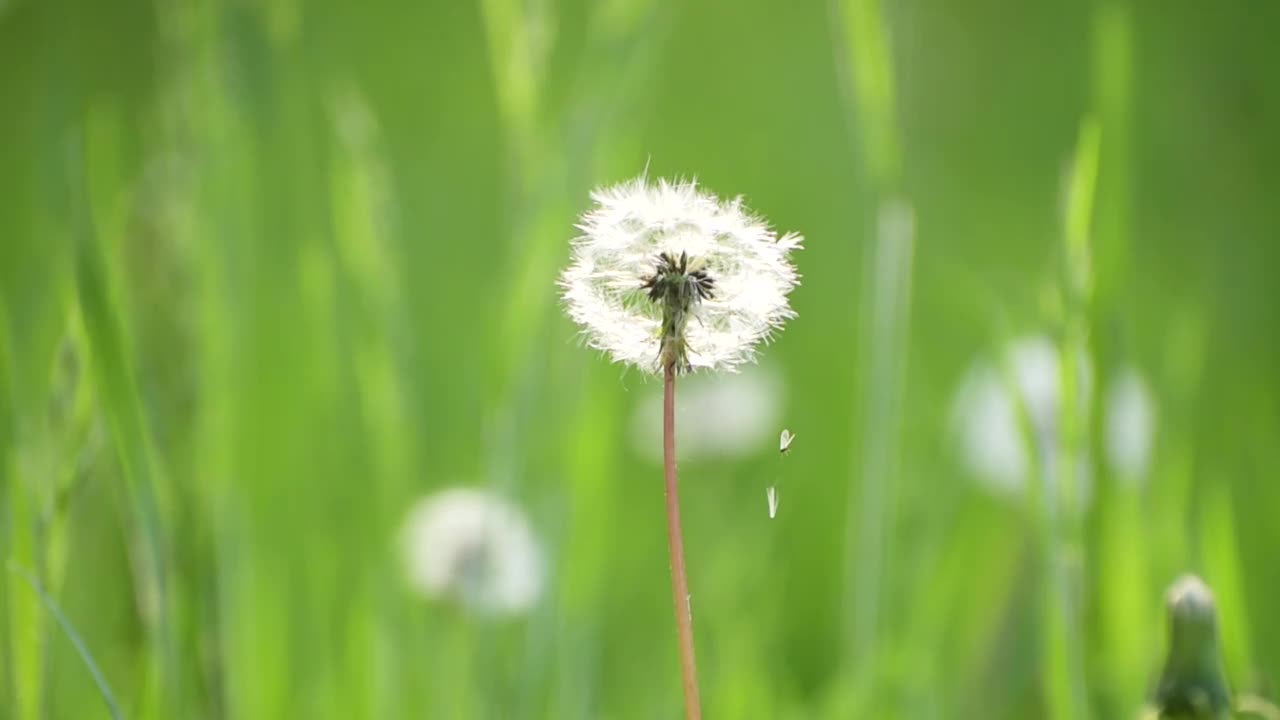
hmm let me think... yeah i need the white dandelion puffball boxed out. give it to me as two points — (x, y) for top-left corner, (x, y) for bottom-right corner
(949, 335), (1093, 500)
(559, 176), (802, 373)
(400, 487), (544, 616)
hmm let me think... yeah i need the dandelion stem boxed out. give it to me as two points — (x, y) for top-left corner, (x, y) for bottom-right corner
(663, 361), (702, 720)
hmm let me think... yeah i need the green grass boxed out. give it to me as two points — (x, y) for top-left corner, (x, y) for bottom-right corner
(3, 0), (1280, 717)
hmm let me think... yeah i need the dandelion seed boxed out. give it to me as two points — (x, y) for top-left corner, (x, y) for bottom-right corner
(769, 430), (794, 518)
(559, 175), (802, 374)
(779, 428), (796, 455)
(399, 487), (543, 616)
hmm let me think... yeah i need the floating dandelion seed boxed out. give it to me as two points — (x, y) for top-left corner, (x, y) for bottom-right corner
(779, 428), (796, 455)
(559, 176), (802, 374)
(768, 428), (795, 519)
(399, 487), (544, 616)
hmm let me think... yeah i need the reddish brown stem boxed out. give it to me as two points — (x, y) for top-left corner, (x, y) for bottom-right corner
(663, 362), (702, 720)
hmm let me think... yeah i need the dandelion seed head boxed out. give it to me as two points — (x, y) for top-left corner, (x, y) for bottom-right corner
(560, 176), (802, 373)
(399, 487), (544, 616)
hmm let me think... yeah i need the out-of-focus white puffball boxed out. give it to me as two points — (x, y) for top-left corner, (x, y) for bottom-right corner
(630, 366), (783, 462)
(400, 487), (544, 616)
(1105, 367), (1156, 482)
(949, 335), (1093, 501)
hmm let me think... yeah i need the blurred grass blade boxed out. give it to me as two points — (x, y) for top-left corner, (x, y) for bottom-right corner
(68, 134), (176, 716)
(1088, 5), (1147, 713)
(1201, 480), (1252, 683)
(1064, 118), (1101, 302)
(9, 563), (123, 720)
(832, 0), (913, 681)
(833, 0), (901, 190)
(1040, 116), (1103, 720)
(1091, 2), (1134, 303)
(846, 199), (914, 672)
(0, 303), (30, 720)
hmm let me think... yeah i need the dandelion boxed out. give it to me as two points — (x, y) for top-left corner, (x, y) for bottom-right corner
(559, 176), (802, 374)
(399, 487), (544, 616)
(560, 175), (802, 720)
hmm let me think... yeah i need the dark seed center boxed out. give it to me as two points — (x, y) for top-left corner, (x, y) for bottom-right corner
(640, 251), (714, 371)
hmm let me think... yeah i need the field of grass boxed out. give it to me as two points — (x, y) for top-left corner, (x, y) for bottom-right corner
(3, 1), (1280, 718)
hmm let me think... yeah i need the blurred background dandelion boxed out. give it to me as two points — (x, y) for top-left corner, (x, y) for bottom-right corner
(2, 0), (1279, 718)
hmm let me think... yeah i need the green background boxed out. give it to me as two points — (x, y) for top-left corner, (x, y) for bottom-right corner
(2, 0), (1278, 717)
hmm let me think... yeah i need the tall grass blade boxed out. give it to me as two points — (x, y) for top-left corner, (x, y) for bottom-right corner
(9, 563), (123, 720)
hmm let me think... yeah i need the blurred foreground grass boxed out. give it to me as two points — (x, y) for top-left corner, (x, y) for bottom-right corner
(2, 0), (1280, 718)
